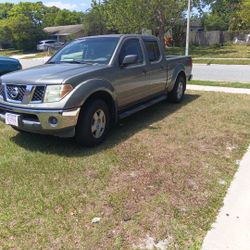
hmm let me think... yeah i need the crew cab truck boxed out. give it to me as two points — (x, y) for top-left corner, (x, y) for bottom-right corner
(0, 35), (192, 147)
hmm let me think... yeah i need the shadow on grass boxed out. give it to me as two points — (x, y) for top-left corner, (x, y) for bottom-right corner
(11, 93), (200, 157)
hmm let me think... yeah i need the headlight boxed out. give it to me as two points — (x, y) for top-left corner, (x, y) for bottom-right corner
(44, 84), (73, 103)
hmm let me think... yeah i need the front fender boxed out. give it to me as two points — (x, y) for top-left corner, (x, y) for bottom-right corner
(64, 79), (116, 109)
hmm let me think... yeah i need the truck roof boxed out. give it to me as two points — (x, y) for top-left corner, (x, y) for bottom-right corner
(77, 34), (158, 41)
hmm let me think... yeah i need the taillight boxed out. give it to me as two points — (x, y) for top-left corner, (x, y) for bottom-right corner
(189, 57), (193, 67)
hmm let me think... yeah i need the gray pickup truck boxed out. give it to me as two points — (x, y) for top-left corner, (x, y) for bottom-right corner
(0, 34), (192, 146)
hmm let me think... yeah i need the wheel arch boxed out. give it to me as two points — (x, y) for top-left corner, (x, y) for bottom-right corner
(64, 79), (118, 124)
(80, 90), (118, 125)
(176, 71), (187, 90)
(167, 68), (187, 92)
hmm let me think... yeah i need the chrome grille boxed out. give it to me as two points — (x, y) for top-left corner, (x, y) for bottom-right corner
(0, 84), (46, 103)
(6, 85), (26, 102)
(32, 86), (45, 102)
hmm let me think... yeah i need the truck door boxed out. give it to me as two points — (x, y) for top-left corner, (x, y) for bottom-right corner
(114, 38), (149, 109)
(142, 38), (167, 95)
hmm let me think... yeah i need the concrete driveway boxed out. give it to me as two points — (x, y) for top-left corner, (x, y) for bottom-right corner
(192, 64), (250, 83)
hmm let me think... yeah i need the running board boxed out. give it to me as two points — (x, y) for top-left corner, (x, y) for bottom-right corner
(119, 95), (167, 119)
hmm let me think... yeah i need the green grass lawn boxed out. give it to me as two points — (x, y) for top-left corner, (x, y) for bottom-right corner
(166, 44), (250, 65)
(0, 49), (23, 57)
(166, 44), (250, 58)
(1, 90), (250, 249)
(190, 80), (250, 89)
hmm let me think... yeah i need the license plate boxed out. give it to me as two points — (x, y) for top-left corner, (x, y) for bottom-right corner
(5, 113), (20, 127)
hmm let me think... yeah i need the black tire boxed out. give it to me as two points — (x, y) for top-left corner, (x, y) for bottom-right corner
(75, 99), (110, 147)
(168, 75), (186, 103)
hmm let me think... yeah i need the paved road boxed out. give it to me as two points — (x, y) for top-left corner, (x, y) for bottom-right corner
(20, 58), (250, 83)
(192, 64), (250, 83)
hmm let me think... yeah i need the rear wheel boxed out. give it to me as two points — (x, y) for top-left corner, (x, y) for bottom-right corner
(168, 75), (186, 103)
(75, 99), (110, 147)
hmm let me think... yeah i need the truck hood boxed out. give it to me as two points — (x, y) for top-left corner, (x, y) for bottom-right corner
(0, 63), (109, 85)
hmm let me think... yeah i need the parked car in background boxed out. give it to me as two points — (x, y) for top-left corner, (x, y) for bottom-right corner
(0, 56), (22, 76)
(37, 40), (63, 51)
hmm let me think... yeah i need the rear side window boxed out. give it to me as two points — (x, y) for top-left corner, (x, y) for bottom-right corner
(144, 40), (161, 62)
(47, 41), (56, 44)
(119, 39), (144, 65)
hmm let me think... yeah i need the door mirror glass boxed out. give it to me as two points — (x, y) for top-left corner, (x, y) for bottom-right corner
(121, 54), (138, 66)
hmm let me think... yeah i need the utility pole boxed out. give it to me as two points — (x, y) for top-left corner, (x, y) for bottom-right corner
(185, 0), (191, 56)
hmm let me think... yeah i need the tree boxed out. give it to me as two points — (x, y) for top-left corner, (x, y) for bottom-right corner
(8, 1), (47, 27)
(8, 14), (45, 50)
(0, 2), (85, 50)
(104, 0), (148, 33)
(0, 19), (12, 49)
(202, 0), (241, 31)
(54, 9), (84, 26)
(145, 0), (186, 42)
(0, 3), (13, 19)
(83, 0), (108, 35)
(235, 0), (250, 30)
(103, 0), (186, 42)
(42, 6), (60, 27)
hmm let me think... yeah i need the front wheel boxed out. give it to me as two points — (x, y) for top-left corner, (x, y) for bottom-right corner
(168, 75), (186, 103)
(75, 99), (110, 147)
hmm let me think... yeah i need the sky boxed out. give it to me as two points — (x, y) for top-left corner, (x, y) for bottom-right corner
(0, 0), (92, 11)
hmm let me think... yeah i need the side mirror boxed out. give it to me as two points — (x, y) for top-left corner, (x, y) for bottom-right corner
(121, 54), (138, 67)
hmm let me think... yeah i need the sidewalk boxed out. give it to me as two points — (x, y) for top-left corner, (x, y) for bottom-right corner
(187, 84), (250, 95)
(202, 146), (250, 250)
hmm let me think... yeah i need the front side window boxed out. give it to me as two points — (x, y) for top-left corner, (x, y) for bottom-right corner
(144, 40), (161, 62)
(49, 37), (119, 64)
(119, 39), (144, 65)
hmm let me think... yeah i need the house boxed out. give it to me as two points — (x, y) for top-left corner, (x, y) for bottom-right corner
(43, 24), (84, 42)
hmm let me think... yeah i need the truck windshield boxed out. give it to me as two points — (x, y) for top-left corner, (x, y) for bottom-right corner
(48, 37), (119, 64)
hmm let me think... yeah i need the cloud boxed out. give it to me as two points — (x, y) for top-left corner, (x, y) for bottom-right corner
(45, 1), (78, 10)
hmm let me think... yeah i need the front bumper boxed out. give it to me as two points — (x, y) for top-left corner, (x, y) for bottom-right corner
(0, 103), (80, 137)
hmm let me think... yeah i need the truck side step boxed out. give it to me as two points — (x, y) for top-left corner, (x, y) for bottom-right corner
(119, 95), (167, 119)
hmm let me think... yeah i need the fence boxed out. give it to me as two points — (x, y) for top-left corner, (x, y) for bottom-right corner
(190, 31), (250, 46)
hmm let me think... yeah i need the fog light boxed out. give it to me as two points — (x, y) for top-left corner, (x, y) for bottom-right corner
(48, 116), (58, 127)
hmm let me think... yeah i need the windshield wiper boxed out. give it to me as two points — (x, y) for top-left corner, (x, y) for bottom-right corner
(48, 60), (96, 65)
(60, 59), (93, 64)
(60, 60), (82, 64)
(47, 61), (58, 64)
